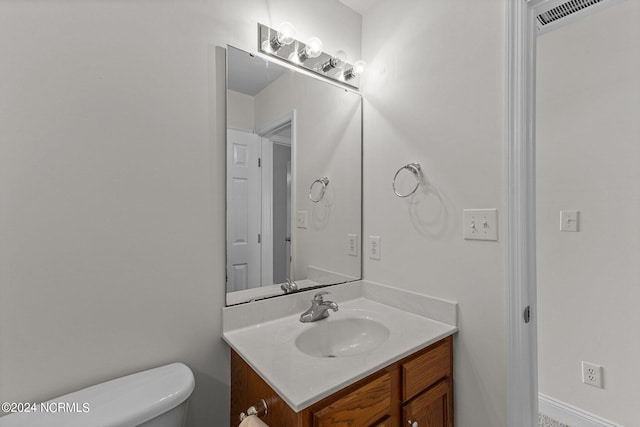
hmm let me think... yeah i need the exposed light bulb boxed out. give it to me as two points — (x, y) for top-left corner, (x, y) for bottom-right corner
(277, 22), (296, 44)
(304, 37), (323, 59)
(269, 22), (297, 51)
(344, 60), (367, 80)
(292, 37), (323, 63)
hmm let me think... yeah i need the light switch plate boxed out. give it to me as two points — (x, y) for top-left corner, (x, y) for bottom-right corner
(368, 236), (381, 260)
(560, 210), (579, 232)
(463, 209), (498, 241)
(296, 211), (308, 229)
(347, 234), (358, 256)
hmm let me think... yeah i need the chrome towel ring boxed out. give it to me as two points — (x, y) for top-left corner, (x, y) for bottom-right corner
(309, 177), (329, 202)
(392, 163), (422, 198)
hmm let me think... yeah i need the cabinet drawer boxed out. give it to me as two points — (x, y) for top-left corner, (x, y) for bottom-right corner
(312, 372), (391, 426)
(402, 338), (451, 402)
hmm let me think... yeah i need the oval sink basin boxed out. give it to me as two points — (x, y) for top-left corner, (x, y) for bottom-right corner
(295, 318), (390, 358)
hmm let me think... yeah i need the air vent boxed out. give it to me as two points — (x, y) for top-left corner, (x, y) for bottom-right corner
(536, 0), (619, 33)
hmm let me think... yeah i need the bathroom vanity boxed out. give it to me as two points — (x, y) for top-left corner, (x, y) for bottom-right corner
(231, 335), (452, 426)
(223, 281), (458, 427)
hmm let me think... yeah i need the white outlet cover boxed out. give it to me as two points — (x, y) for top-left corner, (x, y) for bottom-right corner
(296, 211), (308, 229)
(463, 209), (498, 241)
(368, 236), (381, 260)
(347, 234), (358, 256)
(582, 361), (603, 388)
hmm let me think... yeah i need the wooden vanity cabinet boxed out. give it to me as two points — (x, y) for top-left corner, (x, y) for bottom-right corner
(230, 335), (453, 427)
(402, 379), (451, 427)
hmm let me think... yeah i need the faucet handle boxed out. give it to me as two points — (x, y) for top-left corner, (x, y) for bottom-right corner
(313, 291), (330, 302)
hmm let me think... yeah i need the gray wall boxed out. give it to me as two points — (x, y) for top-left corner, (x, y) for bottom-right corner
(254, 71), (362, 283)
(536, 1), (640, 424)
(361, 1), (507, 426)
(0, 2), (361, 426)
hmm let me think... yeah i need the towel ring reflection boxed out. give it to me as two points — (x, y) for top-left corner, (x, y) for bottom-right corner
(309, 177), (329, 202)
(239, 399), (268, 421)
(392, 163), (422, 198)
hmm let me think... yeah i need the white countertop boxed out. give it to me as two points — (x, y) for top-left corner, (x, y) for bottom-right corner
(222, 281), (458, 412)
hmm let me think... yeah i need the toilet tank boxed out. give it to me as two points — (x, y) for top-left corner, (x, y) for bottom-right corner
(0, 363), (195, 427)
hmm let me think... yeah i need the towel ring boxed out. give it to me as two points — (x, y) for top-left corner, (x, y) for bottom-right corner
(392, 163), (422, 198)
(239, 399), (268, 421)
(309, 177), (329, 202)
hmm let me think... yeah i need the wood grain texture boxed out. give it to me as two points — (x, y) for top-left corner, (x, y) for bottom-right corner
(374, 416), (392, 426)
(230, 349), (302, 427)
(402, 379), (451, 427)
(402, 337), (452, 402)
(312, 372), (391, 427)
(230, 335), (454, 427)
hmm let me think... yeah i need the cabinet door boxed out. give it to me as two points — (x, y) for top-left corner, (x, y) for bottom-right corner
(373, 416), (392, 427)
(312, 372), (391, 427)
(402, 380), (451, 427)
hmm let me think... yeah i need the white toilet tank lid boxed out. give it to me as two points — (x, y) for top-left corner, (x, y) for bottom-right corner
(0, 362), (195, 427)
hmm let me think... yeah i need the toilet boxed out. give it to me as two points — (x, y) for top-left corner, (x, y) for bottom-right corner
(0, 362), (195, 427)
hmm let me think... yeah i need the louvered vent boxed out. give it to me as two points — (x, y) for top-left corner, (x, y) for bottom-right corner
(537, 0), (605, 26)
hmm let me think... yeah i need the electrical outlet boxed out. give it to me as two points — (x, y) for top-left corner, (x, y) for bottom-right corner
(368, 236), (381, 260)
(296, 211), (308, 229)
(582, 361), (603, 388)
(347, 234), (358, 256)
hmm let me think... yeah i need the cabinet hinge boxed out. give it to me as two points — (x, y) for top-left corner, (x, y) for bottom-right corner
(524, 305), (531, 323)
(258, 233), (261, 244)
(258, 158), (261, 167)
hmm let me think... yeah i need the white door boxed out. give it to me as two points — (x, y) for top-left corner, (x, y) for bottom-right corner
(226, 129), (261, 292)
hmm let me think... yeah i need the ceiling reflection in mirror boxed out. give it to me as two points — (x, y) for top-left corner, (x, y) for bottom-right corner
(225, 45), (362, 305)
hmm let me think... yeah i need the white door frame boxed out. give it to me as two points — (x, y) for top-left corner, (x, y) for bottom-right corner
(270, 136), (292, 283)
(256, 111), (297, 282)
(506, 0), (538, 425)
(260, 135), (274, 286)
(506, 0), (566, 425)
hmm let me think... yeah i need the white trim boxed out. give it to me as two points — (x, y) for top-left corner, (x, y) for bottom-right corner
(539, 394), (624, 427)
(256, 110), (297, 282)
(506, 0), (539, 426)
(269, 134), (292, 283)
(261, 136), (274, 286)
(255, 111), (295, 138)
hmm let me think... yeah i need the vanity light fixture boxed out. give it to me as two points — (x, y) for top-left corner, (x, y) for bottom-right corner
(258, 23), (364, 89)
(343, 60), (367, 81)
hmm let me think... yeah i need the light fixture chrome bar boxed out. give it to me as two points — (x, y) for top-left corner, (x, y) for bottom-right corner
(258, 23), (361, 89)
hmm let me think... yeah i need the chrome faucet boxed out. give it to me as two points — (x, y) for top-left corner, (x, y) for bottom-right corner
(300, 291), (338, 323)
(281, 278), (298, 294)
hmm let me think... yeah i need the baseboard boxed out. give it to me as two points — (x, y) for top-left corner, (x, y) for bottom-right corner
(539, 394), (624, 427)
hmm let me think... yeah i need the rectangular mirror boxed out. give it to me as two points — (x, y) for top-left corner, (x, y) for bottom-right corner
(225, 45), (362, 305)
